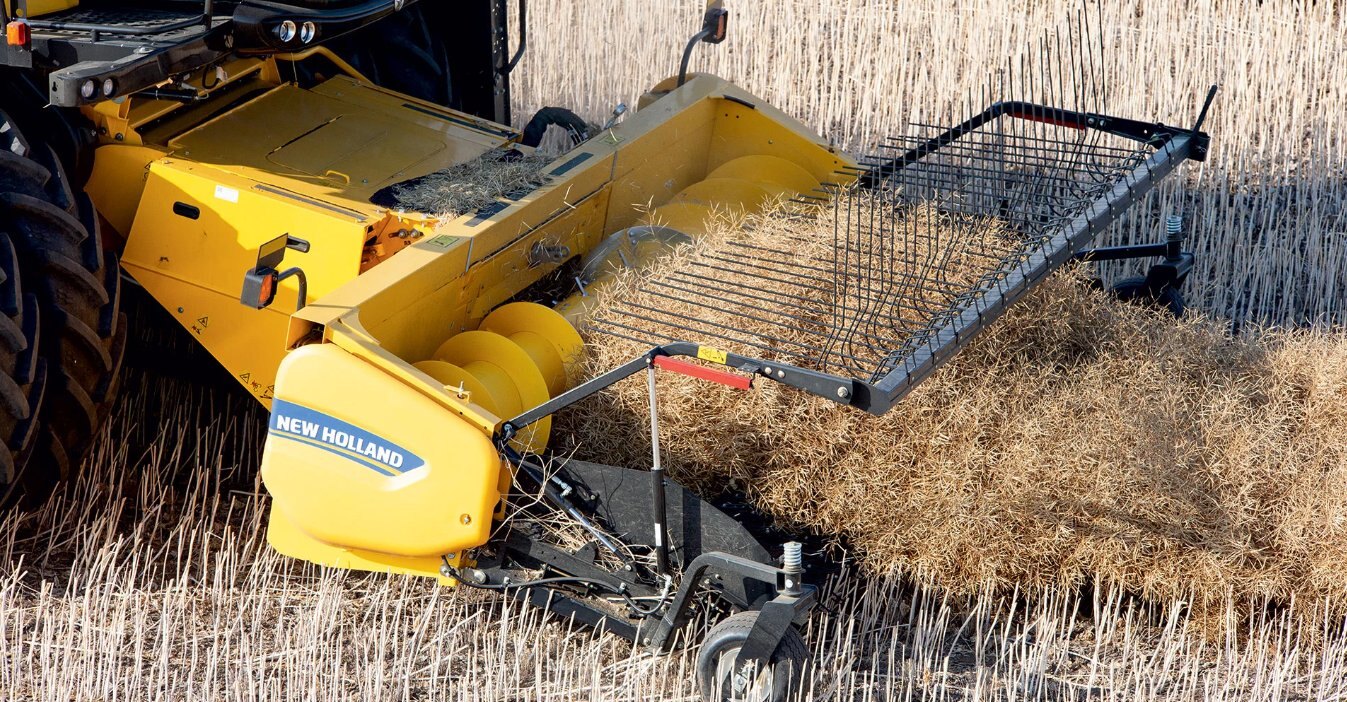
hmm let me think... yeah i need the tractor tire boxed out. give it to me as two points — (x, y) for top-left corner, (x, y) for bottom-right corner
(323, 3), (456, 107)
(0, 107), (126, 501)
(695, 611), (809, 702)
(1110, 276), (1186, 318)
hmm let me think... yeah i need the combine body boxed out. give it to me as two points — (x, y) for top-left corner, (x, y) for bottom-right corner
(1, 2), (1212, 698)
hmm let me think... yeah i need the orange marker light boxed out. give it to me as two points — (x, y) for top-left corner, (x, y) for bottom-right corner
(6, 21), (30, 48)
(258, 272), (275, 306)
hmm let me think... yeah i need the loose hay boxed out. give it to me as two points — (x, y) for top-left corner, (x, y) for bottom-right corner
(554, 205), (1347, 623)
(388, 149), (550, 218)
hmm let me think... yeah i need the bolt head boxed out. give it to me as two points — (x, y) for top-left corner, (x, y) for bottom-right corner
(460, 514), (472, 525)
(837, 386), (851, 399)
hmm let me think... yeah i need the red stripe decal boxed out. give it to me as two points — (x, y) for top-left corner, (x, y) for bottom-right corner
(1010, 112), (1086, 130)
(653, 356), (753, 390)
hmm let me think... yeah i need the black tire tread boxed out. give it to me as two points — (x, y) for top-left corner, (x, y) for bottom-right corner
(0, 106), (124, 497)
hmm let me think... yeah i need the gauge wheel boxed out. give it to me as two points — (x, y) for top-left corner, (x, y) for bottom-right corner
(695, 611), (809, 702)
(1110, 275), (1186, 318)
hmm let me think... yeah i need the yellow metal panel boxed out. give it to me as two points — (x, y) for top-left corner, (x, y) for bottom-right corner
(124, 159), (366, 301)
(4, 0), (77, 18)
(267, 113), (445, 181)
(267, 508), (457, 584)
(84, 144), (164, 239)
(128, 275), (291, 402)
(263, 343), (502, 557)
(707, 95), (850, 185)
(329, 325), (499, 435)
(605, 98), (718, 236)
(303, 154), (616, 364)
(308, 77), (517, 147)
(168, 78), (511, 212)
(121, 158), (369, 402)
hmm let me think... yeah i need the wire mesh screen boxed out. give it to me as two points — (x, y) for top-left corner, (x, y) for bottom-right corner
(854, 123), (1157, 383)
(588, 120), (1156, 389)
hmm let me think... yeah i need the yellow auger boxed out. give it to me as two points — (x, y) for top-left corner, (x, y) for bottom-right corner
(416, 302), (582, 453)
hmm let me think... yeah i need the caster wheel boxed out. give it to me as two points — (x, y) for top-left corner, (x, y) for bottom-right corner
(1109, 276), (1186, 318)
(695, 611), (809, 702)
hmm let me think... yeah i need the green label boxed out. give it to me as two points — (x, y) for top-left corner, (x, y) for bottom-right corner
(425, 234), (461, 250)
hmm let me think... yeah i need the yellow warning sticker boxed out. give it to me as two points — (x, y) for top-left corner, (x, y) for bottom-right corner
(696, 346), (728, 365)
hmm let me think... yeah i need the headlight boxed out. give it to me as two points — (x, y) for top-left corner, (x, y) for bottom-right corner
(274, 20), (297, 42)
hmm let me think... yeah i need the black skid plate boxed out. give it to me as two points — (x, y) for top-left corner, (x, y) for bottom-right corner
(559, 460), (774, 609)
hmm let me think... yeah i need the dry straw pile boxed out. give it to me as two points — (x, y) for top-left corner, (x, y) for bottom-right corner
(6, 369), (1346, 699)
(554, 207), (1347, 623)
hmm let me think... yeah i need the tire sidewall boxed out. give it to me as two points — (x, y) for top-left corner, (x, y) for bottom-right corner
(696, 613), (806, 702)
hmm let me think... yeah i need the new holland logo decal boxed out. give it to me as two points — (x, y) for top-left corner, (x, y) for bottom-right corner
(268, 400), (426, 476)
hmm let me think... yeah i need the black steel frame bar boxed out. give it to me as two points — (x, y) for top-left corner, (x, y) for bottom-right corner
(1073, 242), (1169, 262)
(869, 133), (1195, 410)
(860, 100), (1209, 188)
(499, 343), (855, 441)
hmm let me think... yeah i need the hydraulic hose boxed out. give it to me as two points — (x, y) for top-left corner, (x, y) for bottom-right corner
(521, 107), (591, 148)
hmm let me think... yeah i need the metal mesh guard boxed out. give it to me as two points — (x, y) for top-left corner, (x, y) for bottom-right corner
(587, 108), (1195, 415)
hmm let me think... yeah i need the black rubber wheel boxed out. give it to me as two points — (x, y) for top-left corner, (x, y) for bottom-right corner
(0, 107), (126, 501)
(1109, 276), (1186, 318)
(322, 4), (455, 107)
(696, 611), (809, 702)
